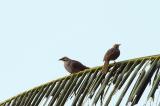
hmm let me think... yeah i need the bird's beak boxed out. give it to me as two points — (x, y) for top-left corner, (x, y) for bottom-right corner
(118, 44), (121, 46)
(59, 58), (63, 61)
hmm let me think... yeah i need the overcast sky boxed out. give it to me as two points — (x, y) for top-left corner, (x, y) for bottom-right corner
(0, 0), (160, 102)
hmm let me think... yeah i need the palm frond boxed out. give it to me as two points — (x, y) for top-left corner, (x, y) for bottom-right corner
(0, 54), (160, 106)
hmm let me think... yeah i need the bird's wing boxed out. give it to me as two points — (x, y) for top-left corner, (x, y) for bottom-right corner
(71, 60), (89, 71)
(103, 48), (115, 61)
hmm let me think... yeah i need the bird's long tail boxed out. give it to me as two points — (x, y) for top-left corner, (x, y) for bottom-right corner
(102, 60), (109, 74)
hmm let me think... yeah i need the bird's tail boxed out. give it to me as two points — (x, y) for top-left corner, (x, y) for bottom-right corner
(102, 60), (109, 74)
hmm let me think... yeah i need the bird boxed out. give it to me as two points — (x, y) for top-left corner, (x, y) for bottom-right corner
(102, 44), (121, 74)
(59, 56), (89, 74)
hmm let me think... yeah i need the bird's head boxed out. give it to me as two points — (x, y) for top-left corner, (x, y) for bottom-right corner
(113, 44), (121, 48)
(59, 56), (70, 62)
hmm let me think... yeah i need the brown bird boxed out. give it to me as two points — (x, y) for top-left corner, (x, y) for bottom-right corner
(59, 56), (89, 74)
(102, 44), (121, 73)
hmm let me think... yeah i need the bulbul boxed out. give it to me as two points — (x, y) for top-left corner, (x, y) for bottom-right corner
(102, 44), (121, 73)
(59, 57), (89, 74)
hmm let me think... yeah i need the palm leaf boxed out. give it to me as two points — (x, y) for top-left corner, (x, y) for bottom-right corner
(0, 54), (160, 106)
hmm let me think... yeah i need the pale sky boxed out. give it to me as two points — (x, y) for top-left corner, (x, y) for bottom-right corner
(0, 0), (160, 102)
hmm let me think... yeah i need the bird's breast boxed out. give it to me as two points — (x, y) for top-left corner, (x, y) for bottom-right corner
(64, 62), (73, 73)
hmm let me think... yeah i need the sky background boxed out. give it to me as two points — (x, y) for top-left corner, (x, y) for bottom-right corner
(0, 0), (160, 103)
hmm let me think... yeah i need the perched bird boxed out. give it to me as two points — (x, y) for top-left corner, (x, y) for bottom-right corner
(59, 56), (89, 74)
(102, 44), (121, 73)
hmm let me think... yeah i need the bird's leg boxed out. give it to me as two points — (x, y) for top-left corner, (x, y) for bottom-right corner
(114, 60), (116, 65)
